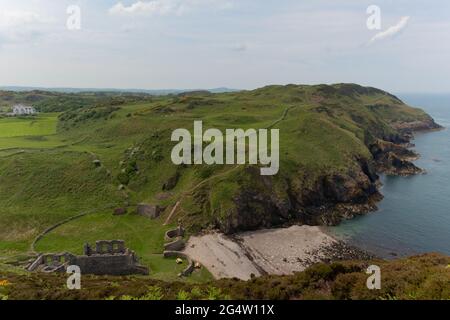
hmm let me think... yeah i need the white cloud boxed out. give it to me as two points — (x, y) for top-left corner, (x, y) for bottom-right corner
(0, 9), (42, 28)
(109, 0), (233, 16)
(109, 1), (175, 16)
(369, 16), (410, 44)
(0, 9), (45, 44)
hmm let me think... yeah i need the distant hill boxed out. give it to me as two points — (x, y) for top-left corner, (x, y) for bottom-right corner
(0, 86), (240, 95)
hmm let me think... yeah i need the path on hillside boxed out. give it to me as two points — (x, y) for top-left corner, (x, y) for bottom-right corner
(164, 105), (294, 225)
(268, 105), (294, 129)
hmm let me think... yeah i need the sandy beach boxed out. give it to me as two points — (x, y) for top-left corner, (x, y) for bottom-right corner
(183, 225), (340, 280)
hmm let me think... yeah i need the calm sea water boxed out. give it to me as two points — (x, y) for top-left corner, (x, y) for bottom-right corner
(329, 94), (450, 258)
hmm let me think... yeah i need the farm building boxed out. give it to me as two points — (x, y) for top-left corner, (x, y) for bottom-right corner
(10, 104), (36, 116)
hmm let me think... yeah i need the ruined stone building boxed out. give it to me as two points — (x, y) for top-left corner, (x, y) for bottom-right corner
(28, 240), (149, 276)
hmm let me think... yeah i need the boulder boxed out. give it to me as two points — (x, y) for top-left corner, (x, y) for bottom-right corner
(136, 203), (161, 219)
(162, 172), (180, 191)
(113, 208), (127, 216)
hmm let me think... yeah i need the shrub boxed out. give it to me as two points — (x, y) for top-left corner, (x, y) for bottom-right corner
(176, 290), (191, 300)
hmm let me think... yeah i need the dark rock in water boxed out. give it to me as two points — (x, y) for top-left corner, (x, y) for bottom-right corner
(136, 203), (162, 219)
(370, 139), (418, 161)
(370, 139), (423, 176)
(113, 208), (127, 216)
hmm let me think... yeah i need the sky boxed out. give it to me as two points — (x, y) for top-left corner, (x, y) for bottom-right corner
(0, 0), (449, 93)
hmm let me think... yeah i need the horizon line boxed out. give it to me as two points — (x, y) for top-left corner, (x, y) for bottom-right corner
(1, 84), (450, 96)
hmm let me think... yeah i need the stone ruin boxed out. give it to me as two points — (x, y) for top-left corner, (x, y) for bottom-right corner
(28, 240), (149, 276)
(163, 225), (196, 277)
(136, 203), (162, 219)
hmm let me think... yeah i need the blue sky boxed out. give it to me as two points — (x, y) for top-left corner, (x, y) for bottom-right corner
(0, 0), (449, 93)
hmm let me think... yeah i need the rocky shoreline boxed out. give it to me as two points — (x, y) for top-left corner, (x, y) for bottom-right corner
(371, 119), (443, 176)
(320, 238), (377, 262)
(211, 118), (443, 234)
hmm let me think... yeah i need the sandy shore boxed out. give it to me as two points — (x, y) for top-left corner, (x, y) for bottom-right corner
(183, 225), (342, 280)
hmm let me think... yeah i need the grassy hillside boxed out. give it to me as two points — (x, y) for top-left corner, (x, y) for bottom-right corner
(0, 83), (440, 281)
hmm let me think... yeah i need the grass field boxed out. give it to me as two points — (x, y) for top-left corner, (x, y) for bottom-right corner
(0, 113), (58, 138)
(0, 113), (64, 150)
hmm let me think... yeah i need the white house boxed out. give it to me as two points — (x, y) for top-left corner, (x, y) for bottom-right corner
(11, 104), (36, 116)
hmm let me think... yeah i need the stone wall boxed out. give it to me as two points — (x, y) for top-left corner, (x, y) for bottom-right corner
(88, 240), (126, 255)
(165, 226), (185, 241)
(162, 225), (196, 277)
(163, 251), (195, 277)
(73, 253), (148, 276)
(28, 253), (76, 272)
(164, 239), (186, 251)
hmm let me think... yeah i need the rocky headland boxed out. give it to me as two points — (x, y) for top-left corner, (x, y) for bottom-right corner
(212, 116), (442, 234)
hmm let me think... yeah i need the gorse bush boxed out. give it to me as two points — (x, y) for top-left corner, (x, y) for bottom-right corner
(111, 286), (165, 300)
(2, 254), (448, 300)
(59, 106), (120, 126)
(176, 290), (191, 300)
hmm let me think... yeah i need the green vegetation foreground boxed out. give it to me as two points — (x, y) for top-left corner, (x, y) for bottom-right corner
(1, 253), (448, 300)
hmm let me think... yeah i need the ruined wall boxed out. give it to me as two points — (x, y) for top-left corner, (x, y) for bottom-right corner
(165, 226), (185, 241)
(164, 239), (186, 251)
(164, 251), (195, 277)
(73, 254), (148, 276)
(75, 240), (148, 276)
(28, 240), (149, 276)
(28, 253), (75, 272)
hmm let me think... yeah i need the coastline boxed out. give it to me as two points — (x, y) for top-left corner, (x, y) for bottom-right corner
(183, 123), (443, 280)
(325, 123), (448, 259)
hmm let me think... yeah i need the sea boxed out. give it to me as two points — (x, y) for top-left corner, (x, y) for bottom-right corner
(328, 94), (450, 258)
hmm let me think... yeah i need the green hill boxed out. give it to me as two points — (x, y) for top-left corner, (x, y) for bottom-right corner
(0, 84), (440, 276)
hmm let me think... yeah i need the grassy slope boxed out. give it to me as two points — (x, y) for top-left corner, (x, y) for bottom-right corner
(0, 113), (64, 150)
(0, 150), (121, 253)
(0, 84), (438, 282)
